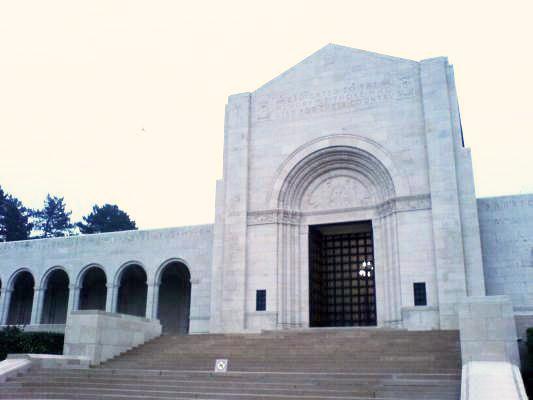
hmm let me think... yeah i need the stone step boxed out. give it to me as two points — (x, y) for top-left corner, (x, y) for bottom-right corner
(0, 391), (459, 400)
(0, 329), (461, 400)
(29, 369), (461, 381)
(0, 371), (460, 400)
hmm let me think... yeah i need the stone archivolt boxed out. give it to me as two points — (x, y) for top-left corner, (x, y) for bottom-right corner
(276, 145), (396, 214)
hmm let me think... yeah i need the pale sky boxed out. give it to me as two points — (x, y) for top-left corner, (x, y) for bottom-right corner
(1, 0), (532, 229)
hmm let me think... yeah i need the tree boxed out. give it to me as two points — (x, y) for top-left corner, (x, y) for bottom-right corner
(33, 194), (74, 238)
(77, 204), (137, 234)
(0, 186), (33, 242)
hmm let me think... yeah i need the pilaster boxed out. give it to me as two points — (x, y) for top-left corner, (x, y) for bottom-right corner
(218, 92), (251, 332)
(447, 66), (485, 296)
(209, 179), (225, 332)
(420, 57), (468, 329)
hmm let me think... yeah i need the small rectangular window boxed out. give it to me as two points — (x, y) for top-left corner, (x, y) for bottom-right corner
(413, 282), (427, 306)
(256, 289), (266, 311)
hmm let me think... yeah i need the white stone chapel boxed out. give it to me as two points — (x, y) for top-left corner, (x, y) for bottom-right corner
(0, 44), (531, 337)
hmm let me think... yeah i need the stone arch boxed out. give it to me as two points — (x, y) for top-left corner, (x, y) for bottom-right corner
(77, 264), (107, 311)
(277, 145), (396, 211)
(153, 258), (192, 286)
(270, 138), (404, 329)
(268, 134), (409, 209)
(155, 259), (191, 334)
(40, 267), (70, 324)
(6, 269), (35, 325)
(115, 262), (147, 317)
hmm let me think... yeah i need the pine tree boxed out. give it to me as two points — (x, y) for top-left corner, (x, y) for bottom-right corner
(77, 204), (137, 234)
(0, 186), (33, 242)
(33, 194), (74, 238)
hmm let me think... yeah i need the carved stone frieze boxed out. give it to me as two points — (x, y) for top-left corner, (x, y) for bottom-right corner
(376, 194), (432, 217)
(0, 225), (213, 253)
(247, 210), (301, 226)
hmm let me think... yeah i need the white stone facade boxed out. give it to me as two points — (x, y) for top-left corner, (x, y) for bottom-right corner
(0, 44), (531, 335)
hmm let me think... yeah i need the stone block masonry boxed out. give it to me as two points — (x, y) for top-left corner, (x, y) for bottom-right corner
(459, 296), (520, 365)
(63, 310), (161, 365)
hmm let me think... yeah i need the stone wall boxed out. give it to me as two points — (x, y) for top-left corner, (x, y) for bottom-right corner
(458, 296), (519, 365)
(0, 225), (213, 333)
(63, 310), (161, 365)
(478, 194), (533, 311)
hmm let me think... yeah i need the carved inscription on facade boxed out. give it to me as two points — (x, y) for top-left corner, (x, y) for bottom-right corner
(0, 226), (213, 253)
(479, 197), (533, 212)
(247, 210), (301, 226)
(253, 74), (417, 122)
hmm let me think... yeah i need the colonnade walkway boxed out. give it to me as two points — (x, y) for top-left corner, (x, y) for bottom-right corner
(0, 328), (462, 399)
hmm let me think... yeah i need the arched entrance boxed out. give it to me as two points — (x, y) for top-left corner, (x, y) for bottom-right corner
(272, 142), (402, 328)
(157, 261), (191, 334)
(41, 269), (69, 324)
(7, 271), (34, 325)
(78, 267), (107, 311)
(309, 221), (376, 327)
(116, 264), (147, 317)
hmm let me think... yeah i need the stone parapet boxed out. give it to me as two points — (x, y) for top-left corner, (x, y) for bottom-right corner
(460, 361), (527, 400)
(7, 353), (90, 369)
(459, 296), (519, 365)
(63, 310), (161, 365)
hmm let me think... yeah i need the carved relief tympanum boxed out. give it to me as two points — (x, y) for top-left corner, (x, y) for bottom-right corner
(302, 176), (372, 212)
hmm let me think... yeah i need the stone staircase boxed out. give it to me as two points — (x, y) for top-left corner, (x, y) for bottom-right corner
(0, 328), (462, 399)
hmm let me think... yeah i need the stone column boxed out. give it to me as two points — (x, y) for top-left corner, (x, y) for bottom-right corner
(105, 284), (117, 313)
(0, 289), (13, 325)
(66, 285), (79, 315)
(145, 283), (159, 320)
(30, 287), (43, 325)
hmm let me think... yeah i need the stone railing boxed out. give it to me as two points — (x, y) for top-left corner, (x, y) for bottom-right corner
(461, 361), (528, 400)
(458, 296), (528, 399)
(63, 310), (161, 365)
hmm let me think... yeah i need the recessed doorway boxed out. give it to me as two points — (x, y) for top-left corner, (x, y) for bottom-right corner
(309, 221), (376, 327)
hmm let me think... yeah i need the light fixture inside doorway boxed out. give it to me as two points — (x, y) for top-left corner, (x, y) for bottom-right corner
(358, 260), (373, 278)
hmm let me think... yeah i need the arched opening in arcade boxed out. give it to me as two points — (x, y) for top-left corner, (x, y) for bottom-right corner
(116, 264), (147, 317)
(7, 271), (34, 325)
(157, 261), (191, 334)
(78, 266), (107, 311)
(41, 269), (69, 324)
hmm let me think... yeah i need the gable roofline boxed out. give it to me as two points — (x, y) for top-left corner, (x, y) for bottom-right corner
(254, 43), (419, 92)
